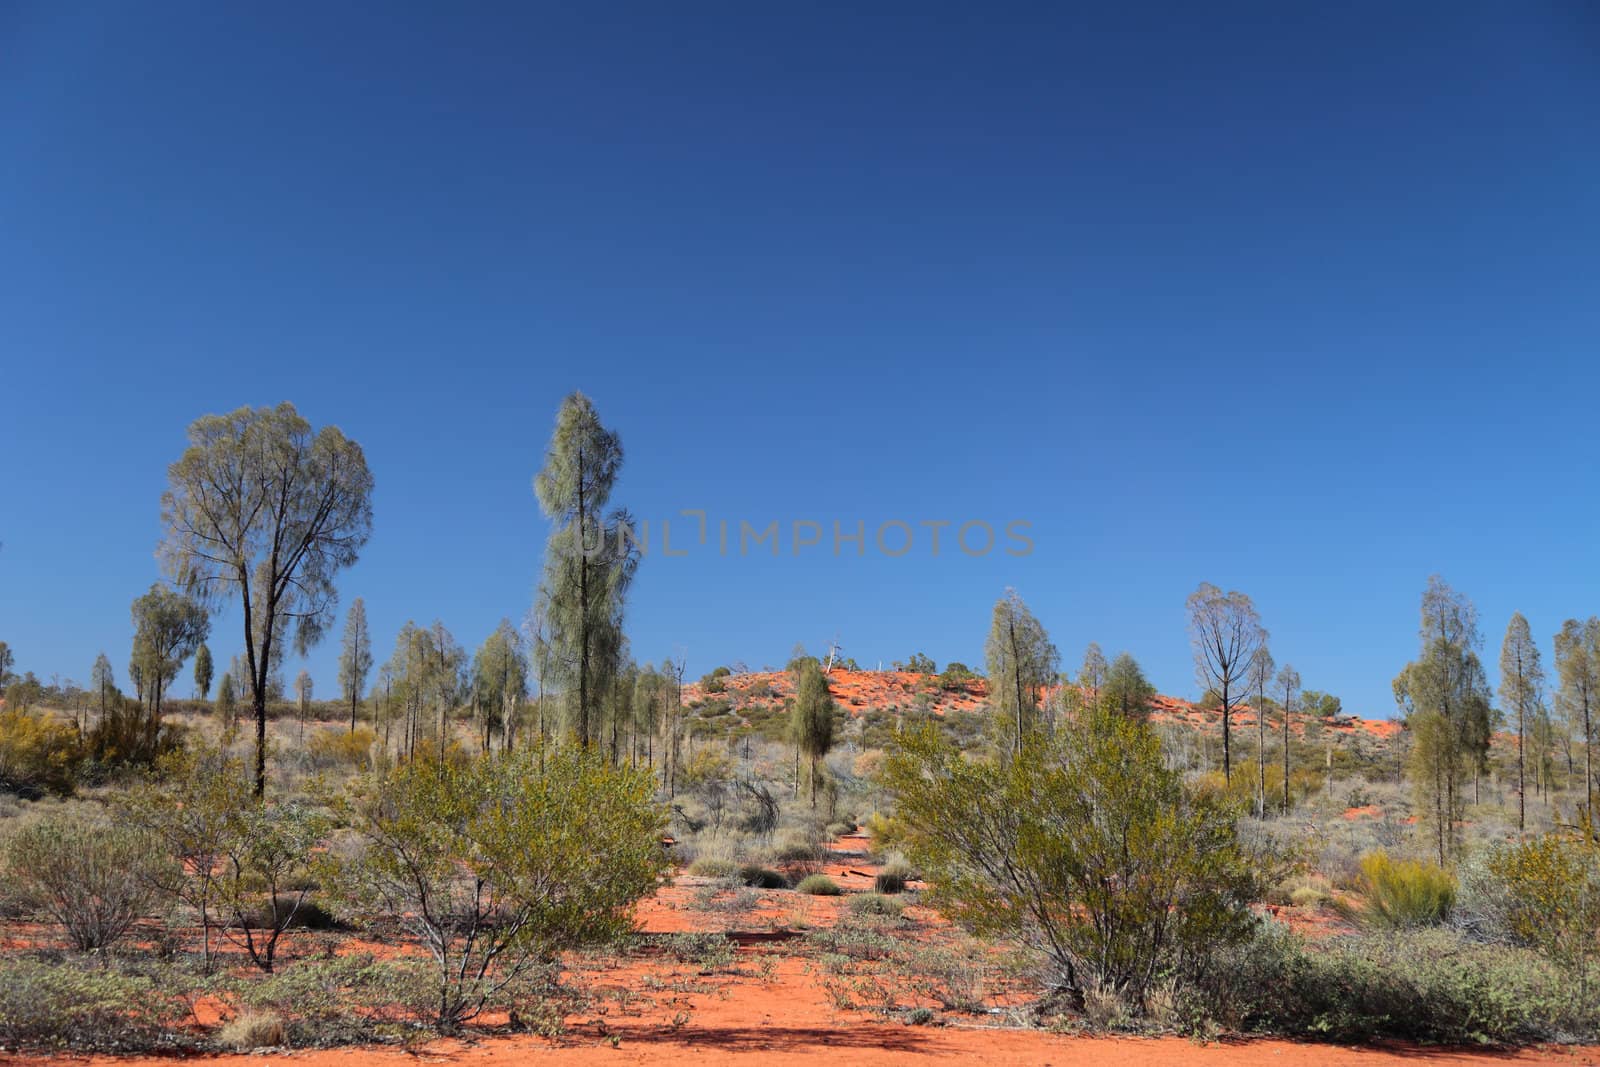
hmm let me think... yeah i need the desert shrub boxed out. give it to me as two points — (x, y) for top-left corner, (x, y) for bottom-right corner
(3, 809), (167, 950)
(216, 1011), (286, 1051)
(688, 856), (740, 879)
(740, 864), (788, 889)
(215, 954), (434, 1046)
(1488, 822), (1600, 996)
(849, 892), (904, 919)
(937, 663), (976, 691)
(874, 854), (914, 894)
(0, 957), (190, 1051)
(306, 726), (376, 771)
(1207, 924), (1599, 1044)
(825, 820), (855, 839)
(0, 710), (84, 797)
(119, 745), (330, 972)
(1354, 850), (1455, 928)
(83, 694), (183, 774)
(885, 710), (1261, 1006)
(795, 874), (841, 896)
(327, 744), (667, 1032)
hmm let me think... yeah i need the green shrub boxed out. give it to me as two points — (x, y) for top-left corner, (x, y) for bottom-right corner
(1355, 850), (1455, 928)
(739, 864), (788, 889)
(327, 744), (668, 1032)
(849, 892), (904, 918)
(215, 954), (433, 1046)
(825, 820), (855, 839)
(884, 711), (1261, 1004)
(0, 958), (189, 1051)
(796, 874), (841, 896)
(1488, 824), (1600, 995)
(3, 810), (167, 950)
(0, 710), (84, 797)
(1208, 925), (1599, 1044)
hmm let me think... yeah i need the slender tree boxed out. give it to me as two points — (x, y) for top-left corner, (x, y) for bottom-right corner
(0, 642), (12, 688)
(90, 652), (115, 724)
(216, 671), (237, 728)
(984, 589), (1059, 754)
(193, 643), (214, 701)
(130, 583), (211, 722)
(1249, 645), (1275, 818)
(1555, 617), (1600, 818)
(791, 660), (837, 807)
(338, 598), (373, 732)
(533, 393), (639, 746)
(1276, 664), (1300, 814)
(471, 619), (529, 752)
(295, 670), (313, 738)
(160, 402), (374, 795)
(1394, 576), (1493, 864)
(1187, 583), (1267, 784)
(1500, 611), (1545, 831)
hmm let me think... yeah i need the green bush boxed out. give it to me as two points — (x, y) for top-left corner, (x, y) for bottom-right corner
(1488, 824), (1600, 995)
(1207, 925), (1599, 1044)
(795, 874), (842, 896)
(3, 809), (168, 950)
(1355, 850), (1455, 928)
(848, 892), (904, 918)
(327, 744), (668, 1032)
(885, 710), (1261, 1004)
(0, 710), (84, 797)
(0, 958), (189, 1051)
(214, 954), (433, 1046)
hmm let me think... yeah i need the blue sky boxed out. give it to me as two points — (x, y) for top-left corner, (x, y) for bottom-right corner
(2, 3), (1597, 716)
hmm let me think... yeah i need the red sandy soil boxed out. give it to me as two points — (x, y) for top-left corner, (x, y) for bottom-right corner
(687, 670), (1404, 741)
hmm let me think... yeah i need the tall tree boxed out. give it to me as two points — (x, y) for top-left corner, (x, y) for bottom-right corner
(1500, 611), (1545, 831)
(533, 393), (639, 746)
(1394, 576), (1493, 864)
(193, 643), (214, 701)
(984, 589), (1059, 754)
(160, 402), (374, 795)
(1276, 664), (1300, 815)
(90, 652), (115, 723)
(1187, 583), (1267, 783)
(471, 619), (529, 752)
(338, 598), (373, 733)
(1248, 645), (1276, 818)
(216, 671), (237, 728)
(295, 670), (314, 738)
(1099, 652), (1155, 722)
(0, 642), (14, 687)
(790, 659), (837, 807)
(130, 583), (210, 722)
(1555, 617), (1600, 818)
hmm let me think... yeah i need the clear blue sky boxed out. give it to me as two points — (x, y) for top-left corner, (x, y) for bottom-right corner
(2, 3), (1597, 716)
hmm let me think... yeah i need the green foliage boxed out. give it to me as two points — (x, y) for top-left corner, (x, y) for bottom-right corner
(688, 856), (740, 879)
(85, 691), (183, 772)
(1099, 651), (1156, 722)
(1207, 925), (1599, 1044)
(985, 590), (1058, 747)
(0, 709), (84, 797)
(790, 660), (837, 807)
(3, 809), (167, 950)
(937, 662), (977, 691)
(874, 855), (914, 894)
(213, 954), (434, 1046)
(327, 744), (667, 1031)
(1488, 823), (1600, 995)
(193, 643), (213, 701)
(901, 653), (936, 675)
(0, 958), (189, 1051)
(795, 874), (842, 896)
(1352, 850), (1456, 928)
(885, 710), (1260, 1003)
